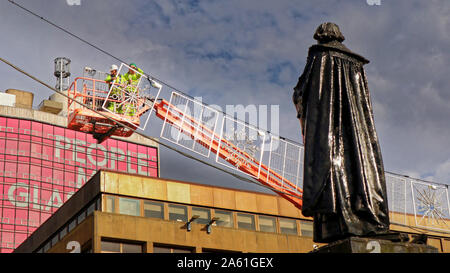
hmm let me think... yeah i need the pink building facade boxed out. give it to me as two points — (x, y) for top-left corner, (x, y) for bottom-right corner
(0, 115), (158, 252)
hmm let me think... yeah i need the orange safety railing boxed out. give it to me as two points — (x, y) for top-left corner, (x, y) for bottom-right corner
(68, 77), (114, 113)
(67, 77), (143, 138)
(67, 77), (150, 122)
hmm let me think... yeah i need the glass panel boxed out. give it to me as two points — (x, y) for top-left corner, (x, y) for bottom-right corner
(77, 211), (86, 224)
(18, 141), (30, 158)
(153, 246), (171, 253)
(173, 248), (192, 253)
(68, 219), (77, 232)
(104, 195), (115, 213)
(143, 201), (164, 219)
(87, 202), (95, 216)
(191, 207), (211, 225)
(300, 220), (313, 237)
(59, 226), (68, 240)
(122, 243), (143, 253)
(258, 215), (276, 233)
(279, 218), (298, 235)
(14, 233), (27, 249)
(96, 198), (101, 210)
(237, 213), (255, 230)
(101, 241), (120, 253)
(153, 245), (192, 253)
(5, 139), (18, 155)
(119, 197), (140, 216)
(168, 204), (187, 222)
(215, 210), (233, 228)
(51, 234), (58, 246)
(43, 241), (51, 253)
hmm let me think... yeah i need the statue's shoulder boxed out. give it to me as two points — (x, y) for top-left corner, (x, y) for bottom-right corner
(308, 43), (369, 64)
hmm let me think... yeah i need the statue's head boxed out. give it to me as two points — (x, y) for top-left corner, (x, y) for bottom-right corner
(313, 22), (345, 44)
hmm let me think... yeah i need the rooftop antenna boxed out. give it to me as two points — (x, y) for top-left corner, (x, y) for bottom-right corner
(54, 57), (71, 91)
(51, 57), (71, 116)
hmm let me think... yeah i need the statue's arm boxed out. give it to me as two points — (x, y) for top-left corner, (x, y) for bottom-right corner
(293, 54), (314, 119)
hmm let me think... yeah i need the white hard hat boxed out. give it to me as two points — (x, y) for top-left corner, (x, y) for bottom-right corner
(110, 64), (118, 71)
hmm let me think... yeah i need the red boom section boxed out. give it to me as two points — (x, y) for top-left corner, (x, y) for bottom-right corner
(153, 99), (303, 210)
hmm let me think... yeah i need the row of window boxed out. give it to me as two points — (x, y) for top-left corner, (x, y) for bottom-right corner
(35, 193), (313, 253)
(0, 133), (158, 159)
(0, 144), (158, 168)
(100, 240), (236, 253)
(103, 195), (313, 237)
(35, 197), (102, 253)
(0, 161), (158, 184)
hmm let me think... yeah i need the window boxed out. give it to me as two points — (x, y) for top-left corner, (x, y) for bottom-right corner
(119, 197), (140, 216)
(144, 201), (164, 219)
(279, 218), (298, 235)
(105, 195), (115, 213)
(87, 202), (95, 216)
(122, 243), (143, 253)
(258, 215), (276, 233)
(153, 245), (193, 253)
(300, 220), (313, 237)
(51, 234), (58, 247)
(202, 248), (241, 253)
(68, 218), (76, 232)
(153, 246), (171, 253)
(43, 241), (51, 253)
(191, 207), (211, 225)
(59, 226), (67, 240)
(237, 213), (255, 230)
(214, 210), (233, 228)
(77, 211), (86, 224)
(168, 204), (188, 222)
(101, 240), (143, 253)
(101, 241), (120, 253)
(96, 198), (101, 211)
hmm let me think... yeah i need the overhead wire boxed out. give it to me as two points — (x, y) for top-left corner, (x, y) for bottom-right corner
(5, 1), (450, 235)
(5, 0), (306, 199)
(6, 0), (301, 144)
(0, 55), (303, 201)
(7, 1), (446, 188)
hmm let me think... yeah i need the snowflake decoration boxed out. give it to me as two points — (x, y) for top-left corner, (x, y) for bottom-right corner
(414, 184), (449, 228)
(225, 129), (260, 159)
(118, 86), (140, 114)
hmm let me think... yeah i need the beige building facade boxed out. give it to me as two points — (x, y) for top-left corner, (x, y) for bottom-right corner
(15, 170), (450, 253)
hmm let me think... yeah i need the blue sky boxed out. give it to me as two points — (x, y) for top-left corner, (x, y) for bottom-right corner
(1, 0), (449, 192)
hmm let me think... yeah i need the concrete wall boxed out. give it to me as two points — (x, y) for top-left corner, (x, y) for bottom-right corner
(5, 89), (33, 109)
(15, 170), (450, 253)
(91, 211), (315, 253)
(100, 171), (306, 219)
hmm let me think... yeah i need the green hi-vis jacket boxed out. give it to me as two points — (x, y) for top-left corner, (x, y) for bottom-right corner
(123, 67), (144, 86)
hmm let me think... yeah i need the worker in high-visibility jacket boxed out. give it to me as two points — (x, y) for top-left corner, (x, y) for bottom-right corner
(122, 63), (144, 116)
(104, 64), (124, 114)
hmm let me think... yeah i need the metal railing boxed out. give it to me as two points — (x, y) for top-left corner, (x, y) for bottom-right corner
(386, 172), (449, 233)
(67, 77), (111, 113)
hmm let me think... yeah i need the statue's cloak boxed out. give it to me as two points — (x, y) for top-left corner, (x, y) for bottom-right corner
(293, 41), (390, 242)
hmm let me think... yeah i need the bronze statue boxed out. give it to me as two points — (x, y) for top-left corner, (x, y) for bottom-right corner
(293, 22), (390, 243)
